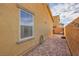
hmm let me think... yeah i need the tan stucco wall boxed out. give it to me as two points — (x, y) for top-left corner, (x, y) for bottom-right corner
(0, 3), (53, 55)
(53, 26), (63, 34)
(52, 16), (63, 34)
(65, 17), (79, 55)
(53, 15), (60, 27)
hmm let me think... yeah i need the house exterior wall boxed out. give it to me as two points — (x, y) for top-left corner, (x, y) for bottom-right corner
(52, 16), (63, 34)
(0, 3), (53, 55)
(53, 26), (63, 34)
(53, 15), (60, 27)
(65, 17), (79, 55)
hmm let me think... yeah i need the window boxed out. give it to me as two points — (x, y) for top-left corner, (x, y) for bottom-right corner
(19, 9), (34, 41)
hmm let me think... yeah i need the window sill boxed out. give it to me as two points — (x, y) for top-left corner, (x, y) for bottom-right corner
(16, 36), (34, 44)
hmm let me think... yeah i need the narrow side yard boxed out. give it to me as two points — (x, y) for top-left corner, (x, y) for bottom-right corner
(24, 35), (71, 56)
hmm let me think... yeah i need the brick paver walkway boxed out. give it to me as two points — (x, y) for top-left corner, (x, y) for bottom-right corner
(24, 35), (71, 56)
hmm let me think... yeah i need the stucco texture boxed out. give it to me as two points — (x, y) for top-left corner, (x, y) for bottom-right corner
(0, 4), (53, 55)
(65, 17), (79, 55)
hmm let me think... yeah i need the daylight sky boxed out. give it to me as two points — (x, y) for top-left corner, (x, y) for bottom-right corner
(49, 3), (79, 27)
(21, 9), (33, 25)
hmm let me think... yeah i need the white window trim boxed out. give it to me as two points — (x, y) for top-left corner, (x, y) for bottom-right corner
(17, 9), (34, 43)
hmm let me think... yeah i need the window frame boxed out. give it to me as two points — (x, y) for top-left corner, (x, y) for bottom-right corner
(18, 9), (34, 43)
